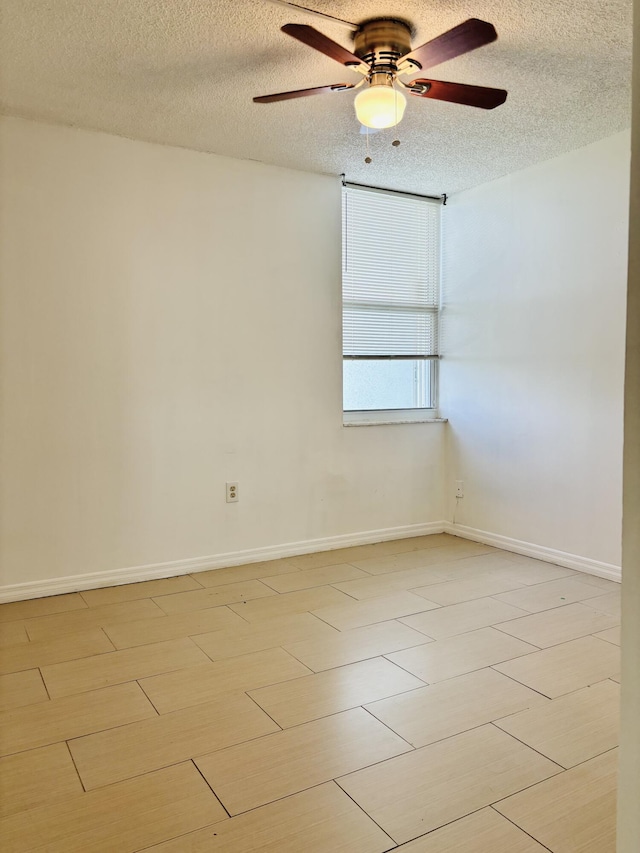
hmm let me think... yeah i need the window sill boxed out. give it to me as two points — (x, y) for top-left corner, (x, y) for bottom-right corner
(343, 410), (448, 427)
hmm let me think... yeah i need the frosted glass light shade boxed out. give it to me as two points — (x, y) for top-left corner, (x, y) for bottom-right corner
(354, 85), (407, 129)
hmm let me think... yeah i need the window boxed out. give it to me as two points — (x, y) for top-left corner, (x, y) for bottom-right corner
(342, 183), (441, 422)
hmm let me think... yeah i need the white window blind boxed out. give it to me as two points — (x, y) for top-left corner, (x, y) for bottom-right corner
(342, 185), (441, 360)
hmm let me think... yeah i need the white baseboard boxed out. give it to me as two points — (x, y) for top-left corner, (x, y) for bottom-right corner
(445, 522), (622, 582)
(2, 519), (621, 603)
(0, 521), (447, 603)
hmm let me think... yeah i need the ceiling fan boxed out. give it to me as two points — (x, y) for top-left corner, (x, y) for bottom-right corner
(254, 18), (507, 129)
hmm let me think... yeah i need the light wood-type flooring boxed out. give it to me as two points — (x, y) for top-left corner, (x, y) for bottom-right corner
(0, 534), (621, 852)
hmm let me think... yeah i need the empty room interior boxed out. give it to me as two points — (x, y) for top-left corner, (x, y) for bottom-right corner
(1, 1), (639, 852)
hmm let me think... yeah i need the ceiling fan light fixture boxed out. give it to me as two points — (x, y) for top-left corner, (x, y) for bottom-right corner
(354, 83), (406, 129)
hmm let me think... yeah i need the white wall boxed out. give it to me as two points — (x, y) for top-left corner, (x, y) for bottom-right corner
(0, 116), (445, 593)
(441, 132), (629, 572)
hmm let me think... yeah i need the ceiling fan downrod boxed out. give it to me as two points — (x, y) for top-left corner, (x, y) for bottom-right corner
(353, 19), (416, 74)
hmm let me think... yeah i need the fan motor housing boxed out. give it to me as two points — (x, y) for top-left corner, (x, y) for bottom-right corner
(353, 19), (413, 65)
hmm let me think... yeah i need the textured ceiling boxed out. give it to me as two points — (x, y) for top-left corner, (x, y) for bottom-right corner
(0, 0), (632, 194)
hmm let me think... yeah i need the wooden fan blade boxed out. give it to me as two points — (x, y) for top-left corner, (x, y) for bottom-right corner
(253, 83), (355, 103)
(409, 79), (507, 109)
(403, 18), (497, 71)
(281, 23), (364, 67)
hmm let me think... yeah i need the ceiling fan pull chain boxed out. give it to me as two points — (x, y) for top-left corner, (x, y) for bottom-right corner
(364, 127), (372, 164)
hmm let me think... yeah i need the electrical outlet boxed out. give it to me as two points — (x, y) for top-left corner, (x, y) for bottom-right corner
(226, 482), (239, 503)
(455, 480), (464, 498)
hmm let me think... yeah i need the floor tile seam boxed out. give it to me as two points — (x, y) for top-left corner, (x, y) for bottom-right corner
(396, 618), (541, 644)
(515, 572), (581, 587)
(0, 626), (30, 648)
(190, 758), (232, 819)
(328, 583), (365, 601)
(37, 666), (51, 702)
(80, 581), (211, 607)
(486, 591), (617, 614)
(247, 650), (428, 690)
(24, 615), (168, 644)
(281, 637), (436, 673)
(491, 722), (620, 774)
(360, 708), (536, 752)
(240, 689), (285, 734)
(488, 666), (555, 698)
(260, 571), (368, 594)
(306, 610), (347, 631)
(483, 601), (611, 628)
(494, 625), (622, 655)
(80, 587), (196, 608)
(142, 661), (318, 716)
(132, 825), (216, 853)
(248, 681), (431, 731)
(40, 651), (214, 701)
(317, 605), (445, 634)
(42, 757), (216, 807)
(474, 658), (556, 704)
(39, 632), (209, 667)
(190, 776), (400, 846)
(335, 585), (447, 608)
(1, 698), (159, 760)
(402, 581), (527, 605)
(136, 678), (163, 716)
(193, 637), (326, 664)
(486, 721), (569, 771)
(574, 600), (620, 618)
(65, 739), (87, 794)
(499, 669), (621, 702)
(552, 744), (620, 773)
(97, 626), (118, 651)
(491, 614), (620, 652)
(592, 632), (621, 647)
(0, 600), (91, 627)
(381, 804), (516, 850)
(462, 596), (532, 617)
(151, 592), (280, 617)
(72, 716), (286, 793)
(362, 664), (559, 716)
(492, 574), (618, 593)
(386, 642), (543, 683)
(193, 566), (301, 589)
(0, 674), (157, 714)
(158, 578), (279, 598)
(490, 747), (620, 814)
(352, 558), (463, 577)
(202, 735), (415, 818)
(331, 739), (568, 843)
(330, 780), (398, 849)
(381, 650), (438, 681)
(194, 698), (397, 742)
(491, 624), (545, 649)
(223, 604), (253, 625)
(0, 692), (51, 716)
(189, 714), (415, 791)
(570, 570), (621, 587)
(101, 619), (252, 653)
(488, 806), (555, 852)
(0, 659), (58, 681)
(81, 702), (286, 772)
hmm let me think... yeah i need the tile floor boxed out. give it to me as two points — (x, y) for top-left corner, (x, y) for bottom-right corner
(0, 534), (621, 852)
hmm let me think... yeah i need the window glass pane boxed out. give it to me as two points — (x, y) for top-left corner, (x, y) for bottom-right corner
(343, 360), (429, 411)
